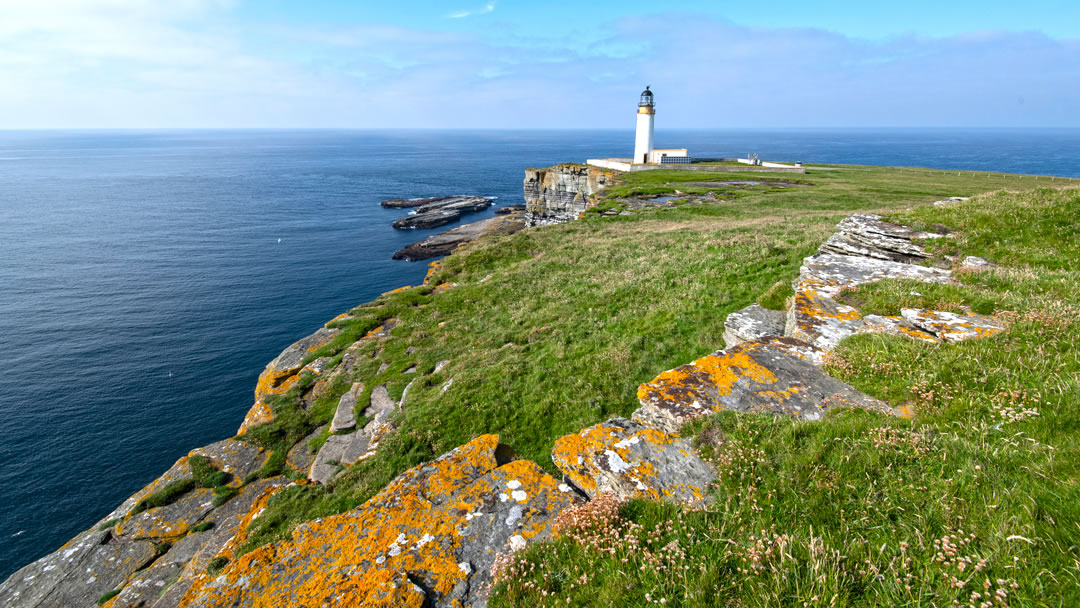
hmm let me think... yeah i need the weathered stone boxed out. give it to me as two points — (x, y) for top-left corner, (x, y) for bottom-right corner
(933, 196), (969, 206)
(115, 488), (216, 540)
(240, 326), (340, 434)
(524, 164), (614, 226)
(286, 425), (323, 474)
(818, 214), (944, 262)
(552, 418), (714, 504)
(381, 195), (491, 210)
(494, 204), (526, 215)
(179, 435), (581, 608)
(861, 315), (941, 343)
(330, 382), (363, 432)
(299, 356), (332, 376)
(788, 254), (952, 351)
(393, 214), (525, 261)
(800, 253), (952, 296)
(959, 256), (996, 271)
(901, 308), (1006, 342)
(189, 439), (267, 484)
(434, 359), (450, 373)
(635, 336), (890, 433)
(0, 528), (158, 608)
(723, 303), (787, 348)
(107, 561), (183, 608)
(393, 208), (463, 229)
(309, 434), (349, 484)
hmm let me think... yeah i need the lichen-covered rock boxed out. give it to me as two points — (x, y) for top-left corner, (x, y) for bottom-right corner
(180, 435), (581, 608)
(901, 308), (1006, 342)
(115, 489), (216, 540)
(330, 382), (363, 432)
(239, 326), (340, 434)
(799, 253), (952, 296)
(189, 440), (267, 484)
(523, 164), (613, 226)
(552, 418), (713, 504)
(723, 303), (788, 348)
(861, 315), (941, 342)
(818, 214), (945, 262)
(786, 279), (866, 352)
(788, 254), (952, 350)
(635, 336), (890, 432)
(0, 528), (158, 608)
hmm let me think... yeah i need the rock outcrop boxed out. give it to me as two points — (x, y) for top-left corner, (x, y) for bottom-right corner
(381, 196), (491, 210)
(393, 213), (526, 261)
(722, 303), (787, 348)
(179, 435), (582, 608)
(390, 196), (494, 229)
(552, 418), (713, 503)
(523, 164), (614, 226)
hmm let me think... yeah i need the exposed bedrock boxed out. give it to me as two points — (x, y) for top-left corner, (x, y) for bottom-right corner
(393, 213), (526, 261)
(390, 196), (494, 229)
(523, 164), (614, 226)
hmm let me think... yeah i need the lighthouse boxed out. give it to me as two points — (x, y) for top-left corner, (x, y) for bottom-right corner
(633, 86), (655, 164)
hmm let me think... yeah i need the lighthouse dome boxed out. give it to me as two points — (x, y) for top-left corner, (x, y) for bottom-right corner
(639, 86), (654, 107)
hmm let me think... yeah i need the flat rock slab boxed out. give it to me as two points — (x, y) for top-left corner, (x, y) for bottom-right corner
(310, 434), (349, 484)
(901, 308), (1006, 342)
(818, 213), (944, 262)
(0, 529), (158, 608)
(393, 208), (463, 230)
(108, 561), (184, 608)
(861, 315), (940, 343)
(381, 195), (491, 209)
(393, 214), (525, 261)
(635, 336), (890, 433)
(552, 418), (714, 504)
(723, 303), (787, 348)
(799, 253), (951, 297)
(180, 435), (582, 608)
(331, 382), (364, 432)
(787, 279), (866, 352)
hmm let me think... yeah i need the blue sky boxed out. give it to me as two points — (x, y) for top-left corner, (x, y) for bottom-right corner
(1, 0), (1077, 128)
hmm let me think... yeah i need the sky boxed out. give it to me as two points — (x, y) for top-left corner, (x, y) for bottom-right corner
(0, 0), (1078, 128)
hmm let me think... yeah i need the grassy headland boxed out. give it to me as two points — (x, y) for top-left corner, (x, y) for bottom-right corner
(238, 164), (1079, 605)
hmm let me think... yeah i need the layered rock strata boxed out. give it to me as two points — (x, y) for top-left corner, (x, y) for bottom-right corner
(523, 164), (614, 226)
(393, 213), (526, 261)
(390, 196), (494, 229)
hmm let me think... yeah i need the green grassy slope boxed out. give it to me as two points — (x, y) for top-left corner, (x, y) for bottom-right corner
(236, 165), (1079, 606)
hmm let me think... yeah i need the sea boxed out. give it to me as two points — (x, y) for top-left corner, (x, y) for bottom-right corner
(1, 128), (1078, 579)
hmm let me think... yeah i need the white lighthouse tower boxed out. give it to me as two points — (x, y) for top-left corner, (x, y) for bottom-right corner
(633, 86), (655, 164)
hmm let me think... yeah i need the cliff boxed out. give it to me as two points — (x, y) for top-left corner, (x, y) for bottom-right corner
(522, 163), (614, 226)
(4, 163), (1078, 607)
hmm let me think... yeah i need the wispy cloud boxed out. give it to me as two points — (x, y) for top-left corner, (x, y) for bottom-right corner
(447, 1), (496, 19)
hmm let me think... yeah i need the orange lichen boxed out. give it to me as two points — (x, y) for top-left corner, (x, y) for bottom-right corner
(178, 435), (576, 608)
(637, 345), (778, 410)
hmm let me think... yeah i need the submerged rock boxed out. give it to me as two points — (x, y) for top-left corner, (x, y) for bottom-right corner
(552, 418), (714, 504)
(635, 336), (890, 433)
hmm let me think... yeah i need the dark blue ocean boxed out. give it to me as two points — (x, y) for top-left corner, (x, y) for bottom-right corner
(1, 129), (1078, 579)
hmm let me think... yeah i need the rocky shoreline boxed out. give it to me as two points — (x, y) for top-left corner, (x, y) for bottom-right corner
(384, 196), (494, 229)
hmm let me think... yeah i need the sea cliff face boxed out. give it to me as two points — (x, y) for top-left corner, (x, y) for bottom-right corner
(522, 164), (613, 226)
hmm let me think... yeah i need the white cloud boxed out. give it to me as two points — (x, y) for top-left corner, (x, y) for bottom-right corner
(448, 1), (496, 19)
(0, 7), (1076, 128)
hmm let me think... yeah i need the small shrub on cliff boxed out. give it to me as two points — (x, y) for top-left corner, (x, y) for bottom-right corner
(207, 557), (229, 575)
(212, 485), (238, 507)
(132, 479), (196, 514)
(189, 455), (230, 489)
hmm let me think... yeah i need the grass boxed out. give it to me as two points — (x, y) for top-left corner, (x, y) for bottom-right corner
(232, 164), (1079, 605)
(97, 590), (120, 605)
(490, 186), (1080, 606)
(206, 557), (229, 575)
